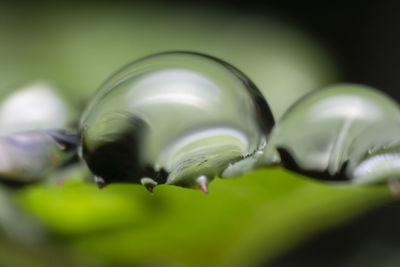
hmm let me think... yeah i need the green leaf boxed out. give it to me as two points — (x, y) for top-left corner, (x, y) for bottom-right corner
(16, 168), (391, 267)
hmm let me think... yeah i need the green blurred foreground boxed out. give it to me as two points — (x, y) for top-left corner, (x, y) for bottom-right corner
(0, 2), (390, 267)
(12, 168), (391, 267)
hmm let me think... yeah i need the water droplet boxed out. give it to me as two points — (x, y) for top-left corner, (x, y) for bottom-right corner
(347, 120), (400, 185)
(0, 130), (78, 183)
(221, 149), (265, 178)
(262, 84), (400, 180)
(79, 51), (274, 190)
(0, 82), (70, 134)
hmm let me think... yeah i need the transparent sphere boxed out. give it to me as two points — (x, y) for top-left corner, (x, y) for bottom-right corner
(347, 120), (400, 185)
(0, 82), (77, 183)
(0, 130), (77, 183)
(79, 52), (274, 191)
(262, 84), (400, 180)
(0, 82), (69, 135)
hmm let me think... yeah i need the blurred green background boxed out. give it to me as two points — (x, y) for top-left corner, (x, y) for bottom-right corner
(0, 1), (398, 267)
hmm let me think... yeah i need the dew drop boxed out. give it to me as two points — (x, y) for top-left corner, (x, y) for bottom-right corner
(0, 130), (78, 183)
(0, 82), (77, 184)
(261, 84), (400, 180)
(0, 82), (70, 134)
(79, 51), (274, 190)
(347, 120), (400, 185)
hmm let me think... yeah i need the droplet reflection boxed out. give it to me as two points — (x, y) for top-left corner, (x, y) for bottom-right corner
(0, 82), (69, 134)
(79, 51), (275, 191)
(262, 84), (400, 180)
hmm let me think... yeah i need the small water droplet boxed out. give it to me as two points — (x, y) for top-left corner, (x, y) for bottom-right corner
(140, 177), (157, 194)
(0, 130), (78, 183)
(348, 120), (400, 185)
(196, 175), (209, 194)
(80, 51), (274, 189)
(262, 84), (400, 180)
(0, 82), (70, 134)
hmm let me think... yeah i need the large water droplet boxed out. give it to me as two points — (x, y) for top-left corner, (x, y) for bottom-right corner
(262, 84), (400, 180)
(79, 51), (274, 191)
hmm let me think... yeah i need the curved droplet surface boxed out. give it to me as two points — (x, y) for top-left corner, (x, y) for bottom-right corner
(79, 51), (274, 190)
(346, 120), (400, 185)
(0, 130), (78, 183)
(0, 82), (70, 134)
(0, 82), (78, 184)
(262, 84), (400, 180)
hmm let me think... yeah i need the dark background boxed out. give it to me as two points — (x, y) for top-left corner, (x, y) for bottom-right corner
(9, 0), (400, 98)
(171, 0), (400, 101)
(5, 0), (400, 98)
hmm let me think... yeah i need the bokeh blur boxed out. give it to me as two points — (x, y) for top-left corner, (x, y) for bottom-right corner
(0, 1), (399, 267)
